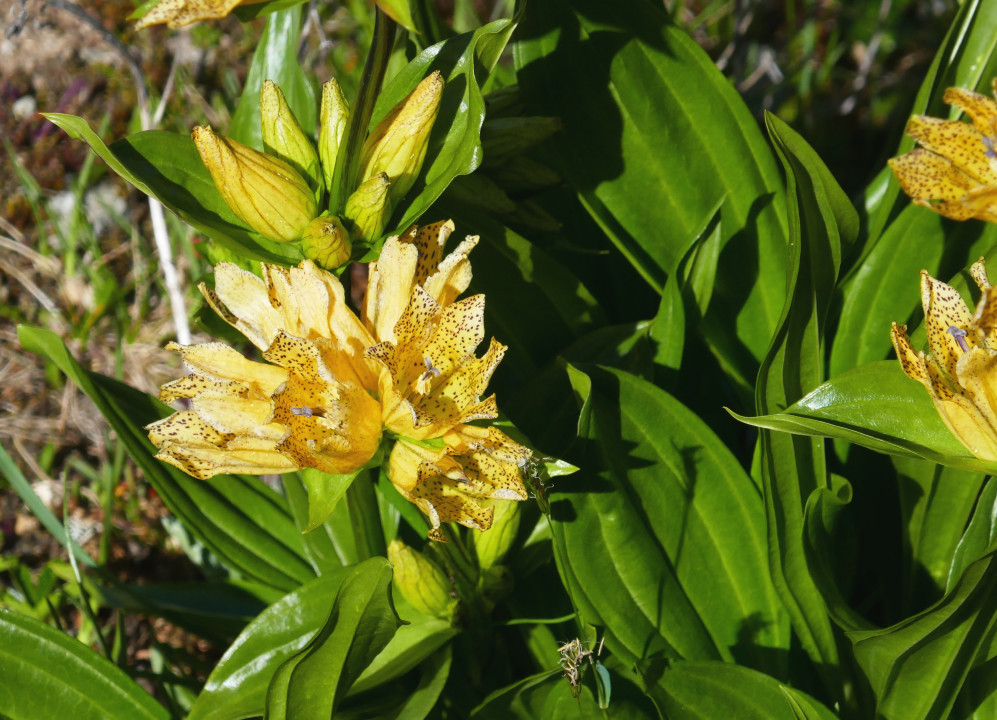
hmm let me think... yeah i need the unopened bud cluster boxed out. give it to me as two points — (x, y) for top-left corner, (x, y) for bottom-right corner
(192, 71), (444, 269)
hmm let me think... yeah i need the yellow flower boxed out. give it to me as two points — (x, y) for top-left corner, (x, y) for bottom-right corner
(362, 221), (530, 541)
(889, 82), (997, 223)
(892, 258), (997, 461)
(135, 0), (266, 29)
(148, 261), (382, 479)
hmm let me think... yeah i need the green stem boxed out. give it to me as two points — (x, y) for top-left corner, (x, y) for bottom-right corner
(330, 7), (397, 212)
(346, 471), (387, 560)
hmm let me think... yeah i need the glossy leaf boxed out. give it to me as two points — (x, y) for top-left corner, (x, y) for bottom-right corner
(42, 114), (303, 264)
(0, 610), (168, 720)
(300, 468), (358, 532)
(734, 361), (997, 475)
(846, 549), (997, 720)
(553, 364), (786, 670)
(638, 660), (838, 720)
(754, 113), (855, 695)
(230, 7), (317, 149)
(17, 325), (314, 592)
(371, 17), (519, 234)
(514, 0), (788, 393)
(945, 478), (997, 594)
(264, 558), (401, 719)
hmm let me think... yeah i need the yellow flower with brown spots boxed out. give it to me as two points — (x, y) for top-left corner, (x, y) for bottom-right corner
(890, 82), (997, 223)
(892, 258), (997, 461)
(135, 0), (266, 29)
(362, 221), (531, 541)
(147, 261), (382, 479)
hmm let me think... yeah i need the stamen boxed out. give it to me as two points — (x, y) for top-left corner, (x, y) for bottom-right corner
(948, 326), (970, 352)
(290, 406), (316, 417)
(420, 356), (441, 382)
(984, 136), (997, 160)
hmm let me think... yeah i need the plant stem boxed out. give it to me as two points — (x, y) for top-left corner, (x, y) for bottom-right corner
(330, 6), (397, 212)
(346, 470), (387, 560)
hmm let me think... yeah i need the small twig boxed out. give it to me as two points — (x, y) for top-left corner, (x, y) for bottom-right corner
(0, 256), (62, 316)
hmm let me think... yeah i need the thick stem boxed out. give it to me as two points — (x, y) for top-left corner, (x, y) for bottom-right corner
(330, 7), (397, 213)
(346, 471), (387, 560)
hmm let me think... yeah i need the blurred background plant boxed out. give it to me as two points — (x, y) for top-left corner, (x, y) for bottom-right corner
(0, 0), (975, 715)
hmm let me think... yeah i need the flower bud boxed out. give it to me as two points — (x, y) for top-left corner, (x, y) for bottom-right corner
(344, 172), (391, 245)
(473, 500), (520, 571)
(301, 213), (351, 269)
(193, 126), (317, 243)
(319, 78), (350, 193)
(388, 539), (456, 619)
(359, 71), (443, 203)
(260, 80), (323, 195)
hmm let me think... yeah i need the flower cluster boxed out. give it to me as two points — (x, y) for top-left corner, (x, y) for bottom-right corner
(148, 221), (530, 540)
(892, 259), (997, 461)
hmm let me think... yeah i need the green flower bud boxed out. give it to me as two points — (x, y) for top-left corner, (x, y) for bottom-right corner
(319, 78), (349, 193)
(388, 539), (456, 619)
(359, 71), (443, 204)
(344, 172), (391, 245)
(474, 500), (520, 571)
(301, 213), (351, 269)
(260, 80), (323, 196)
(193, 125), (317, 243)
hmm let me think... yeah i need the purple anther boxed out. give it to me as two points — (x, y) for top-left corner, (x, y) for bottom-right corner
(948, 326), (970, 352)
(420, 356), (441, 382)
(290, 406), (315, 417)
(984, 137), (997, 159)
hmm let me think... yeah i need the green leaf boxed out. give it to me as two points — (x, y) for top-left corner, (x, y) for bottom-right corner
(514, 0), (788, 392)
(300, 468), (358, 532)
(372, 17), (519, 233)
(42, 114), (303, 264)
(734, 361), (997, 475)
(846, 549), (997, 720)
(264, 558), (401, 719)
(830, 205), (945, 378)
(553, 365), (786, 670)
(17, 325), (314, 592)
(230, 7), (318, 149)
(637, 660), (838, 720)
(0, 610), (169, 720)
(380, 644), (452, 720)
(894, 457), (986, 611)
(753, 112), (855, 696)
(946, 478), (997, 594)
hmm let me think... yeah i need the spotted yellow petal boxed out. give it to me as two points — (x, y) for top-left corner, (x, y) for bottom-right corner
(905, 115), (997, 185)
(921, 270), (975, 380)
(165, 341), (287, 398)
(363, 234), (420, 343)
(136, 0), (243, 29)
(889, 150), (980, 219)
(944, 87), (997, 136)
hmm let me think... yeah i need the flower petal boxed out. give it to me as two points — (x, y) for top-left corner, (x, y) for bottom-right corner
(889, 150), (980, 220)
(363, 234), (420, 344)
(135, 0), (243, 29)
(943, 87), (997, 136)
(905, 115), (997, 185)
(921, 270), (975, 380)
(166, 341), (287, 398)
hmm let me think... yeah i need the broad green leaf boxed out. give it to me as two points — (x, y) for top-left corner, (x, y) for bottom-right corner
(265, 558), (401, 719)
(188, 570), (350, 720)
(946, 478), (997, 594)
(18, 325), (314, 591)
(734, 361), (997, 475)
(514, 0), (788, 393)
(953, 657), (997, 719)
(846, 549), (997, 720)
(283, 472), (359, 573)
(230, 7), (318, 149)
(754, 113), (855, 696)
(0, 443), (94, 568)
(893, 457), (985, 611)
(471, 666), (655, 719)
(637, 660), (838, 720)
(554, 364), (786, 670)
(102, 580), (282, 644)
(371, 17), (519, 233)
(349, 612), (455, 694)
(830, 205), (945, 378)
(0, 610), (168, 720)
(42, 115), (303, 265)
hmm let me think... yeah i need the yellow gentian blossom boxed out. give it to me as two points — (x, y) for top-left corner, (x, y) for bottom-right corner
(135, 0), (266, 29)
(148, 261), (382, 478)
(892, 258), (997, 461)
(890, 81), (997, 223)
(362, 220), (530, 541)
(150, 221), (529, 541)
